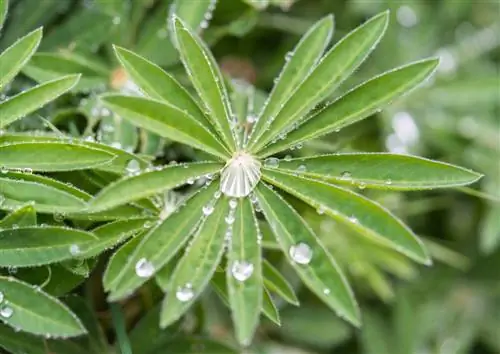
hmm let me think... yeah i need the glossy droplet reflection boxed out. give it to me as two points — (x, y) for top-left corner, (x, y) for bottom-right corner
(289, 242), (313, 265)
(231, 260), (254, 282)
(135, 258), (155, 278)
(0, 306), (13, 319)
(176, 284), (194, 302)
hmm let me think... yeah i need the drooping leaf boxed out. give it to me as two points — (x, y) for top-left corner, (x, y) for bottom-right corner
(0, 74), (80, 128)
(0, 27), (42, 90)
(0, 226), (97, 267)
(273, 153), (482, 190)
(0, 142), (116, 171)
(250, 11), (389, 152)
(255, 183), (360, 326)
(100, 95), (230, 159)
(160, 197), (229, 327)
(263, 259), (299, 306)
(263, 169), (431, 264)
(172, 16), (236, 150)
(258, 59), (440, 157)
(88, 162), (222, 212)
(0, 204), (37, 227)
(226, 198), (262, 345)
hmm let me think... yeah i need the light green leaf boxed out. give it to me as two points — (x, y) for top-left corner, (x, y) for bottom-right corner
(172, 0), (217, 34)
(173, 16), (236, 151)
(262, 169), (431, 264)
(0, 0), (7, 31)
(0, 276), (85, 337)
(88, 161), (222, 212)
(0, 204), (37, 228)
(106, 183), (219, 299)
(263, 259), (299, 306)
(160, 197), (229, 327)
(255, 183), (360, 326)
(249, 15), (334, 145)
(273, 153), (482, 190)
(155, 337), (237, 354)
(250, 11), (389, 152)
(226, 198), (262, 345)
(0, 226), (97, 267)
(0, 142), (116, 171)
(100, 95), (230, 159)
(258, 59), (439, 157)
(113, 46), (213, 132)
(262, 288), (281, 326)
(0, 27), (42, 90)
(0, 74), (80, 128)
(480, 205), (500, 254)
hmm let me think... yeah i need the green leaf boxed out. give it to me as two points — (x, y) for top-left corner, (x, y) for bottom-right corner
(0, 142), (116, 171)
(258, 59), (439, 157)
(0, 74), (80, 128)
(0, 276), (85, 337)
(250, 11), (389, 152)
(100, 95), (229, 159)
(262, 259), (299, 306)
(155, 337), (237, 354)
(249, 15), (334, 145)
(0, 27), (42, 90)
(0, 204), (37, 228)
(106, 183), (219, 299)
(273, 153), (482, 190)
(262, 169), (431, 264)
(0, 226), (97, 267)
(226, 198), (262, 345)
(88, 161), (222, 212)
(113, 46), (213, 132)
(172, 0), (216, 33)
(255, 183), (360, 326)
(172, 16), (236, 151)
(160, 197), (229, 327)
(0, 0), (7, 31)
(262, 288), (281, 326)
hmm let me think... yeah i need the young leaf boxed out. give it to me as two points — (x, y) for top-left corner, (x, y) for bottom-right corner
(250, 11), (389, 152)
(273, 153), (482, 190)
(172, 16), (236, 150)
(226, 198), (263, 345)
(0, 204), (37, 227)
(0, 27), (42, 90)
(263, 259), (299, 306)
(249, 15), (334, 144)
(0, 142), (116, 171)
(262, 169), (431, 264)
(0, 226), (97, 267)
(106, 183), (219, 299)
(88, 162), (222, 212)
(0, 74), (80, 128)
(258, 59), (439, 157)
(0, 276), (86, 337)
(255, 183), (360, 326)
(160, 198), (229, 328)
(100, 95), (230, 159)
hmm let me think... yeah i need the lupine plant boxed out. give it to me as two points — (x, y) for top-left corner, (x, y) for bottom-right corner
(0, 0), (485, 351)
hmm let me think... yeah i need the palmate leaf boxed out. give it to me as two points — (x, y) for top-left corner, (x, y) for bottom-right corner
(262, 169), (431, 264)
(255, 183), (360, 326)
(257, 59), (440, 157)
(249, 11), (389, 152)
(272, 153), (482, 190)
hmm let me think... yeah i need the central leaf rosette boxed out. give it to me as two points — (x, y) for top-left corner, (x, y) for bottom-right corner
(220, 151), (261, 198)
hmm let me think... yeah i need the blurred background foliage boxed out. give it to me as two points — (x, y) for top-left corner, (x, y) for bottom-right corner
(0, 0), (499, 353)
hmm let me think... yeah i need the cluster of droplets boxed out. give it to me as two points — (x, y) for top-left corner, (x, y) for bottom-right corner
(0, 290), (14, 320)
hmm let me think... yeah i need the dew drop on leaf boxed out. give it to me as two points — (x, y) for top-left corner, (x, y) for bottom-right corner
(69, 244), (81, 256)
(126, 159), (141, 175)
(176, 284), (194, 302)
(340, 171), (352, 180)
(202, 204), (214, 216)
(317, 205), (325, 215)
(135, 258), (155, 278)
(231, 260), (254, 282)
(225, 214), (235, 225)
(0, 306), (13, 319)
(264, 157), (279, 168)
(284, 155), (292, 161)
(348, 216), (359, 224)
(229, 199), (238, 209)
(289, 242), (313, 265)
(323, 288), (331, 295)
(385, 179), (393, 185)
(297, 165), (307, 173)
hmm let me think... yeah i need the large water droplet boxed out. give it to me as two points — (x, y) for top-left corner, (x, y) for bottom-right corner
(289, 242), (313, 265)
(0, 306), (13, 319)
(220, 152), (261, 198)
(135, 258), (155, 278)
(297, 165), (307, 173)
(176, 284), (194, 302)
(126, 159), (140, 175)
(264, 157), (279, 168)
(69, 244), (81, 256)
(202, 204), (214, 216)
(231, 260), (254, 282)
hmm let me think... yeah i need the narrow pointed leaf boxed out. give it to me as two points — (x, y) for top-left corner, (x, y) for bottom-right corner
(0, 27), (42, 90)
(173, 17), (236, 150)
(172, 0), (217, 33)
(100, 95), (229, 159)
(160, 198), (229, 327)
(0, 226), (97, 267)
(0, 74), (80, 128)
(0, 277), (86, 337)
(0, 142), (116, 171)
(107, 183), (219, 299)
(255, 183), (360, 326)
(0, 0), (7, 30)
(113, 46), (214, 133)
(259, 59), (439, 157)
(263, 169), (431, 264)
(263, 259), (299, 306)
(274, 153), (482, 190)
(227, 198), (262, 345)
(249, 15), (334, 144)
(0, 204), (37, 227)
(89, 162), (222, 212)
(262, 288), (281, 326)
(250, 11), (389, 152)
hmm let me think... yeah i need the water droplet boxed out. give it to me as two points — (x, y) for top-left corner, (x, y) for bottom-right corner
(295, 143), (303, 150)
(264, 157), (279, 168)
(229, 199), (238, 209)
(69, 244), (81, 256)
(53, 212), (65, 222)
(202, 204), (214, 216)
(22, 168), (33, 174)
(0, 166), (7, 174)
(135, 258), (155, 278)
(126, 159), (140, 175)
(221, 152), (261, 198)
(284, 51), (293, 61)
(340, 171), (351, 180)
(225, 214), (235, 225)
(284, 155), (292, 161)
(289, 242), (313, 265)
(317, 205), (325, 215)
(358, 182), (367, 190)
(297, 165), (306, 173)
(246, 114), (256, 124)
(231, 260), (254, 282)
(385, 179), (393, 185)
(176, 284), (194, 302)
(112, 16), (121, 25)
(214, 190), (222, 199)
(0, 306), (13, 319)
(0, 291), (4, 303)
(186, 177), (195, 185)
(348, 216), (358, 224)
(323, 288), (331, 295)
